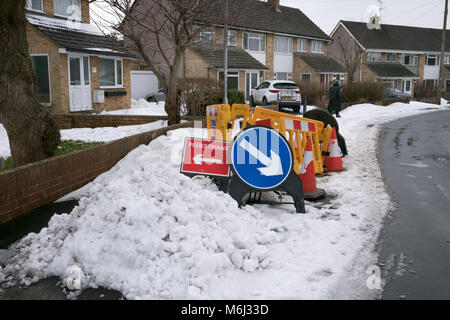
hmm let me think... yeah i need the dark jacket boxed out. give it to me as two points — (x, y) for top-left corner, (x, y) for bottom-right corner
(328, 84), (342, 111)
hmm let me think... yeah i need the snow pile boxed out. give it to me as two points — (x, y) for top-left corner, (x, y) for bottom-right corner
(101, 99), (167, 116)
(1, 102), (445, 299)
(2, 130), (284, 299)
(60, 120), (168, 143)
(27, 13), (103, 36)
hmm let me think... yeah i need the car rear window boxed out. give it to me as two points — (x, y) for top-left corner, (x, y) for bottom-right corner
(273, 83), (298, 90)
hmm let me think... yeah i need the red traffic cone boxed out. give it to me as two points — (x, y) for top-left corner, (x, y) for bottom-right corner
(299, 138), (326, 200)
(325, 128), (344, 172)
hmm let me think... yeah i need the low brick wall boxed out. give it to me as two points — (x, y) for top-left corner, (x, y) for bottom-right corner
(52, 114), (169, 129)
(0, 122), (193, 225)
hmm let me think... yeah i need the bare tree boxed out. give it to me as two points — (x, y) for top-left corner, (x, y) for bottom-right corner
(0, 0), (60, 168)
(332, 36), (363, 84)
(96, 0), (227, 125)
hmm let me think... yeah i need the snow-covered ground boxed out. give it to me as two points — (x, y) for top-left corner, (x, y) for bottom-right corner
(0, 102), (446, 299)
(101, 99), (167, 116)
(0, 120), (167, 159)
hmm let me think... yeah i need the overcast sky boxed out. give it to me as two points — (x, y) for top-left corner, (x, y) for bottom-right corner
(282, 0), (448, 34)
(91, 0), (449, 35)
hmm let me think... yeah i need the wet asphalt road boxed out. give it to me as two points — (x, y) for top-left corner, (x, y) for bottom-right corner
(378, 110), (450, 300)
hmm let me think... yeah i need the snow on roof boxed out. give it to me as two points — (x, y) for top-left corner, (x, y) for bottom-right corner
(27, 12), (104, 36)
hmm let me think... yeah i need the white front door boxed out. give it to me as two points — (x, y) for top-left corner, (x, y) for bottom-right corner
(245, 71), (259, 102)
(69, 54), (92, 111)
(402, 80), (412, 95)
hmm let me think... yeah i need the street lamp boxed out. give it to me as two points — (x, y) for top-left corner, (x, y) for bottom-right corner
(223, 0), (228, 104)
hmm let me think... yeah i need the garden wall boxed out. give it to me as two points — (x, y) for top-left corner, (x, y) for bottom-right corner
(0, 122), (193, 225)
(52, 114), (169, 129)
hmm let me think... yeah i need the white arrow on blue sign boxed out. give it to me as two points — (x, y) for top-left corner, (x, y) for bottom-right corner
(230, 126), (293, 190)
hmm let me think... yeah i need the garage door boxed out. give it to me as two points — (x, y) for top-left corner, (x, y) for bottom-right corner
(130, 71), (158, 100)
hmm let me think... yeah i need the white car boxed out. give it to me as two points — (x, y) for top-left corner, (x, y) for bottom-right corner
(250, 80), (301, 112)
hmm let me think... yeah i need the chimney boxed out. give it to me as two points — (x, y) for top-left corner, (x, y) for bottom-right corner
(268, 0), (281, 12)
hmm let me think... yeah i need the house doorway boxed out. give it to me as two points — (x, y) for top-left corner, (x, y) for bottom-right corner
(245, 71), (259, 102)
(68, 54), (92, 111)
(402, 80), (412, 95)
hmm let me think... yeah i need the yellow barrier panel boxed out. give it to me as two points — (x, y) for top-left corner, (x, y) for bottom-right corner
(230, 104), (252, 132)
(206, 104), (231, 140)
(248, 107), (327, 174)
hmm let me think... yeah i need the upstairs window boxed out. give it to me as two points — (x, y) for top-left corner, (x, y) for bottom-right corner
(243, 33), (265, 52)
(297, 39), (308, 52)
(54, 0), (81, 20)
(367, 52), (382, 62)
(222, 30), (237, 46)
(27, 0), (43, 11)
(444, 54), (450, 65)
(311, 40), (324, 53)
(195, 27), (215, 43)
(426, 55), (439, 66)
(402, 54), (418, 66)
(386, 53), (397, 63)
(274, 36), (293, 54)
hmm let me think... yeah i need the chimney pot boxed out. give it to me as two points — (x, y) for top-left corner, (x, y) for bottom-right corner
(268, 0), (280, 11)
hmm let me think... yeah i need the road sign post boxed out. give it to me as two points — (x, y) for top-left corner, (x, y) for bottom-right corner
(229, 126), (305, 213)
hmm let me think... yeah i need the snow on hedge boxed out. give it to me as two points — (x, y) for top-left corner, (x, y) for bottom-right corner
(0, 102), (446, 299)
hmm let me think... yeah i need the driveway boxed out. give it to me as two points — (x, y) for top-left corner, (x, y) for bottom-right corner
(377, 110), (450, 299)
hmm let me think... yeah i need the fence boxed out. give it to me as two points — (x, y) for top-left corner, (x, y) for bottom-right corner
(52, 114), (169, 129)
(0, 122), (193, 225)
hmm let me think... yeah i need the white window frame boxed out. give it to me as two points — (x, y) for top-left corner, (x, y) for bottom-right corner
(274, 72), (292, 81)
(26, 0), (44, 12)
(300, 73), (311, 82)
(195, 27), (215, 43)
(386, 53), (397, 63)
(99, 57), (124, 89)
(367, 52), (382, 62)
(444, 54), (450, 65)
(332, 73), (345, 84)
(426, 54), (439, 66)
(274, 36), (293, 54)
(53, 0), (82, 20)
(297, 39), (308, 52)
(30, 54), (52, 106)
(402, 54), (418, 66)
(243, 32), (266, 52)
(222, 29), (237, 46)
(311, 40), (324, 54)
(218, 70), (240, 90)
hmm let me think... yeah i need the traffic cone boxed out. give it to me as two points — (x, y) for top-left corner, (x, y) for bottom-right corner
(300, 138), (326, 200)
(325, 128), (344, 172)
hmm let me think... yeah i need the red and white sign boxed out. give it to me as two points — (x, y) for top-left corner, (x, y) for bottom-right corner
(180, 138), (230, 177)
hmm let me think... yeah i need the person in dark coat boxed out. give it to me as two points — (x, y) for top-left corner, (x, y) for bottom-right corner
(300, 90), (307, 114)
(328, 81), (342, 118)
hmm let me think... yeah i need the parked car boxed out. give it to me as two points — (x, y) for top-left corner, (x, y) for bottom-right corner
(145, 88), (165, 103)
(384, 88), (411, 99)
(250, 80), (302, 113)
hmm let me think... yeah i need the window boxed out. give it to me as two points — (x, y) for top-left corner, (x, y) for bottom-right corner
(222, 30), (237, 46)
(257, 82), (270, 90)
(297, 39), (308, 52)
(274, 36), (293, 54)
(424, 79), (437, 89)
(30, 55), (51, 105)
(300, 73), (311, 82)
(243, 33), (265, 52)
(311, 41), (324, 53)
(382, 80), (397, 89)
(219, 71), (239, 90)
(274, 72), (292, 81)
(367, 52), (382, 62)
(426, 55), (439, 66)
(444, 54), (450, 65)
(54, 0), (81, 19)
(386, 53), (397, 63)
(195, 27), (215, 43)
(332, 73), (345, 84)
(27, 0), (43, 11)
(402, 54), (418, 66)
(99, 58), (123, 87)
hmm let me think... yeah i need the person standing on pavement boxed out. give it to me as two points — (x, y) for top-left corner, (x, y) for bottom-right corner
(328, 81), (342, 117)
(301, 89), (307, 114)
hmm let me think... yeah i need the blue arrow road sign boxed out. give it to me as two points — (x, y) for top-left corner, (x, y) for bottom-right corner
(231, 126), (293, 190)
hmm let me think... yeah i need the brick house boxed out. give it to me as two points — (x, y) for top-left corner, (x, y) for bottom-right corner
(26, 0), (136, 113)
(329, 20), (450, 97)
(182, 0), (346, 101)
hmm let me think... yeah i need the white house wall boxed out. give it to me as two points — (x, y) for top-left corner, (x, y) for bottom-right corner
(274, 53), (293, 73)
(246, 51), (266, 66)
(424, 65), (440, 80)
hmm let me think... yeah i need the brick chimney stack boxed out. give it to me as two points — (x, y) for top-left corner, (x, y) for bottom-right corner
(268, 0), (281, 12)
